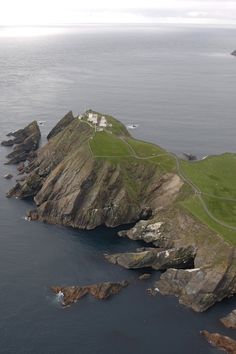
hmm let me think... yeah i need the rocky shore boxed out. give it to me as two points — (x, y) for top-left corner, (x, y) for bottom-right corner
(201, 330), (236, 354)
(2, 111), (236, 315)
(2, 121), (41, 164)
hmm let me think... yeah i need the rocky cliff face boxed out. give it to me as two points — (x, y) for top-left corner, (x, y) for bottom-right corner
(2, 121), (41, 164)
(5, 111), (236, 313)
(7, 113), (183, 229)
(107, 207), (236, 312)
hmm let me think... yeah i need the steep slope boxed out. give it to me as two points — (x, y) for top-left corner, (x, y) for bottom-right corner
(7, 111), (182, 229)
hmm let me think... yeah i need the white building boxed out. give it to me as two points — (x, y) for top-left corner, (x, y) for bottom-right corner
(99, 116), (107, 127)
(88, 113), (98, 125)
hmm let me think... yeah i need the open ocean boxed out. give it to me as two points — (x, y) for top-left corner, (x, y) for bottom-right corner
(0, 24), (236, 353)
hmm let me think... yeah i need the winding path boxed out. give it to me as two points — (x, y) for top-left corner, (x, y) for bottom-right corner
(86, 123), (236, 232)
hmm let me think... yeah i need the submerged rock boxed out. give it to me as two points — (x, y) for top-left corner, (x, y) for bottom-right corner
(3, 121), (41, 164)
(26, 209), (39, 221)
(201, 330), (236, 354)
(4, 173), (13, 180)
(105, 246), (195, 270)
(139, 273), (151, 280)
(221, 310), (236, 329)
(51, 281), (129, 307)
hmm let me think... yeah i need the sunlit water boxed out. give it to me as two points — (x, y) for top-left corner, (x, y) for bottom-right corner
(0, 25), (236, 354)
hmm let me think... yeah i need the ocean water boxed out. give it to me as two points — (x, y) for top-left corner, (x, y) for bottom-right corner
(0, 24), (236, 354)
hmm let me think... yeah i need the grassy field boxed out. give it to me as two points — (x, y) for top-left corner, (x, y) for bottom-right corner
(180, 153), (236, 245)
(182, 196), (236, 245)
(88, 112), (236, 245)
(181, 153), (236, 198)
(125, 137), (165, 157)
(90, 131), (132, 157)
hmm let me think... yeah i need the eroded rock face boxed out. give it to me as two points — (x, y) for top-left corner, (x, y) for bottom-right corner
(2, 121), (41, 164)
(201, 330), (236, 354)
(221, 310), (236, 329)
(117, 206), (236, 312)
(51, 281), (129, 306)
(47, 111), (75, 140)
(118, 220), (165, 244)
(105, 246), (195, 270)
(7, 117), (183, 229)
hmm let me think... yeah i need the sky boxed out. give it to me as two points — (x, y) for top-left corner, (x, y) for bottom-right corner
(1, 0), (236, 26)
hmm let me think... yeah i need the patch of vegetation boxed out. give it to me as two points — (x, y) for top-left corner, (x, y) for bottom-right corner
(90, 131), (132, 157)
(125, 137), (165, 157)
(181, 154), (236, 198)
(181, 196), (236, 246)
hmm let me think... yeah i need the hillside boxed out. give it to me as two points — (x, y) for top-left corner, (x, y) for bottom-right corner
(7, 110), (182, 229)
(4, 110), (236, 312)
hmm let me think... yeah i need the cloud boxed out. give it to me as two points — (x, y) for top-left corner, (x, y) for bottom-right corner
(1, 0), (236, 26)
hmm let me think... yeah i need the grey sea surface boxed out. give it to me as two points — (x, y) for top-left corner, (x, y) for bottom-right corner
(0, 25), (236, 353)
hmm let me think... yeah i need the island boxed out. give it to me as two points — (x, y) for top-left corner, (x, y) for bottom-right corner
(3, 110), (236, 317)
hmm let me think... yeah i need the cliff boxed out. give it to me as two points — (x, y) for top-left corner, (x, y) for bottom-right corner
(4, 110), (236, 312)
(2, 121), (41, 164)
(7, 111), (182, 229)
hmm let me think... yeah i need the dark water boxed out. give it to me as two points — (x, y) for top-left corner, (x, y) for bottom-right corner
(0, 25), (236, 354)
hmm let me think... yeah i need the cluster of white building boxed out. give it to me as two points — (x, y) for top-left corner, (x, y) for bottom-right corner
(78, 111), (112, 131)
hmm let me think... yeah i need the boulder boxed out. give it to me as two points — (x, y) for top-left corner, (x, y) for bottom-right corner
(118, 220), (165, 244)
(201, 330), (236, 354)
(51, 281), (129, 307)
(221, 310), (236, 329)
(139, 273), (151, 280)
(26, 209), (39, 221)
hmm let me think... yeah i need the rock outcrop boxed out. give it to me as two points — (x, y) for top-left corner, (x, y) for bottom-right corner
(105, 246), (195, 270)
(231, 50), (236, 57)
(113, 208), (236, 312)
(139, 273), (151, 280)
(221, 310), (236, 329)
(4, 111), (236, 313)
(201, 330), (236, 354)
(47, 111), (75, 140)
(4, 173), (13, 180)
(51, 281), (129, 306)
(2, 121), (41, 164)
(6, 112), (183, 229)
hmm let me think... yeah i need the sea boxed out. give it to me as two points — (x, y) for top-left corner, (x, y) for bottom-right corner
(0, 24), (236, 354)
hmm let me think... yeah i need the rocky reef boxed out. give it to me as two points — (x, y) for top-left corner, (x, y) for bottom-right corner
(201, 330), (236, 354)
(2, 121), (41, 164)
(51, 281), (129, 307)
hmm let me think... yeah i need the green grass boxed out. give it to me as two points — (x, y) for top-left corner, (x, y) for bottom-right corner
(106, 115), (130, 136)
(181, 153), (236, 198)
(179, 153), (236, 245)
(90, 131), (132, 157)
(181, 196), (236, 245)
(125, 137), (165, 157)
